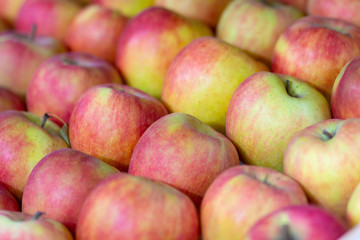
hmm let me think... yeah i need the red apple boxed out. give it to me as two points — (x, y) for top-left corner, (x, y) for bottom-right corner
(26, 52), (123, 124)
(0, 87), (25, 112)
(93, 0), (154, 17)
(76, 173), (199, 240)
(0, 184), (19, 211)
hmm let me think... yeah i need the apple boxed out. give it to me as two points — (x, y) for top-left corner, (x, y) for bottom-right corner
(0, 111), (68, 200)
(76, 173), (199, 240)
(15, 0), (82, 41)
(128, 112), (240, 205)
(347, 182), (360, 227)
(217, 0), (303, 63)
(26, 52), (123, 125)
(0, 87), (25, 112)
(65, 4), (128, 64)
(0, 184), (19, 211)
(93, 0), (154, 17)
(226, 71), (331, 172)
(244, 205), (346, 240)
(0, 0), (27, 25)
(0, 29), (66, 98)
(201, 165), (308, 240)
(116, 7), (213, 99)
(0, 210), (73, 240)
(272, 16), (360, 100)
(284, 118), (360, 219)
(272, 0), (307, 12)
(69, 83), (168, 171)
(154, 0), (232, 27)
(161, 37), (268, 134)
(22, 148), (119, 233)
(331, 56), (360, 119)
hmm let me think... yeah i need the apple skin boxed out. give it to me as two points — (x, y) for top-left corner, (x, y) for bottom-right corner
(217, 0), (303, 63)
(0, 87), (25, 112)
(154, 0), (232, 27)
(226, 71), (331, 172)
(201, 165), (308, 240)
(69, 83), (168, 171)
(15, 0), (82, 41)
(0, 210), (73, 240)
(26, 52), (123, 125)
(331, 56), (360, 119)
(65, 4), (128, 64)
(116, 7), (213, 99)
(0, 184), (19, 211)
(0, 0), (27, 25)
(284, 118), (360, 220)
(93, 0), (154, 17)
(272, 0), (307, 12)
(22, 148), (119, 233)
(0, 110), (68, 200)
(76, 173), (199, 240)
(244, 205), (346, 240)
(128, 112), (240, 205)
(161, 37), (268, 134)
(347, 182), (360, 227)
(272, 16), (360, 100)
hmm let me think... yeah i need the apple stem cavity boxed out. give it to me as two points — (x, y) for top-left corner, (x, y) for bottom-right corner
(322, 129), (334, 140)
(279, 224), (296, 240)
(63, 58), (78, 66)
(32, 211), (45, 220)
(29, 24), (37, 41)
(285, 79), (300, 98)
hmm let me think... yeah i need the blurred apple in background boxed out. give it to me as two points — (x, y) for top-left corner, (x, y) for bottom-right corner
(217, 0), (303, 63)
(0, 87), (25, 112)
(155, 0), (231, 28)
(272, 16), (360, 100)
(0, 0), (27, 26)
(272, 0), (307, 12)
(15, 0), (81, 41)
(76, 173), (199, 240)
(226, 71), (331, 172)
(0, 210), (73, 240)
(26, 52), (123, 125)
(65, 4), (128, 64)
(116, 7), (212, 99)
(331, 56), (360, 119)
(0, 111), (68, 200)
(0, 184), (19, 211)
(244, 205), (346, 240)
(347, 182), (360, 227)
(93, 0), (154, 17)
(162, 37), (268, 134)
(129, 112), (239, 205)
(201, 165), (308, 240)
(69, 84), (168, 171)
(284, 118), (360, 219)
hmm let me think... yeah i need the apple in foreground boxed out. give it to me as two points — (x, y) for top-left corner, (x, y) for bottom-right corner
(76, 173), (199, 240)
(93, 0), (154, 17)
(201, 165), (308, 240)
(0, 87), (25, 112)
(0, 210), (73, 240)
(0, 184), (18, 211)
(347, 182), (360, 227)
(244, 205), (346, 240)
(284, 118), (360, 219)
(129, 112), (240, 205)
(226, 71), (331, 172)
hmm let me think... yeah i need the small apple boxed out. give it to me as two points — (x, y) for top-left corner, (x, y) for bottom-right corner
(93, 0), (154, 17)
(347, 182), (360, 227)
(0, 87), (25, 112)
(0, 184), (19, 211)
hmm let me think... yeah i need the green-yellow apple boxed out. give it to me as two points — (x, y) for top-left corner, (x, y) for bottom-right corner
(272, 16), (360, 100)
(217, 0), (303, 63)
(93, 0), (154, 17)
(69, 83), (168, 171)
(0, 87), (25, 112)
(116, 7), (213, 99)
(347, 182), (360, 227)
(22, 148), (119, 233)
(284, 118), (360, 219)
(0, 111), (68, 200)
(161, 37), (268, 133)
(272, 0), (307, 12)
(0, 184), (19, 211)
(26, 52), (123, 124)
(0, 0), (27, 25)
(65, 4), (128, 64)
(201, 165), (308, 240)
(0, 210), (73, 240)
(226, 71), (331, 172)
(128, 112), (240, 205)
(244, 205), (346, 240)
(331, 56), (360, 119)
(76, 173), (199, 240)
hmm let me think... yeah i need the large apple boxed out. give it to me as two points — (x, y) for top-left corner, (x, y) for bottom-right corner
(69, 83), (168, 171)
(244, 205), (346, 240)
(161, 37), (268, 134)
(226, 71), (331, 172)
(347, 182), (360, 227)
(93, 0), (154, 17)
(201, 165), (308, 240)
(217, 0), (303, 63)
(284, 118), (360, 219)
(129, 112), (240, 205)
(0, 184), (19, 211)
(272, 16), (360, 100)
(116, 7), (212, 99)
(0, 111), (68, 200)
(0, 0), (27, 25)
(26, 52), (123, 124)
(0, 210), (73, 240)
(65, 4), (128, 64)
(0, 87), (25, 112)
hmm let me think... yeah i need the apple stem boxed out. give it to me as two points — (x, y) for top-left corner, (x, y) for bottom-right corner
(279, 224), (296, 240)
(30, 24), (37, 41)
(322, 129), (334, 140)
(32, 211), (45, 220)
(285, 79), (300, 98)
(41, 113), (50, 128)
(263, 173), (270, 186)
(41, 112), (71, 148)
